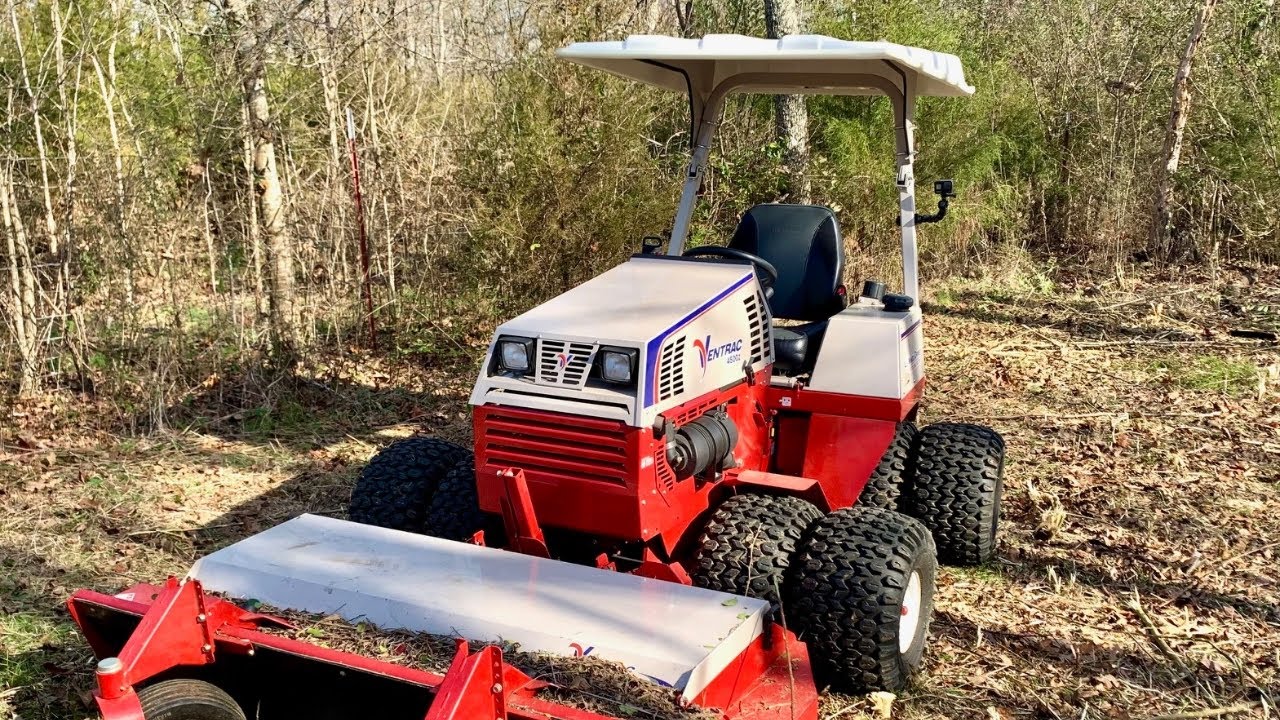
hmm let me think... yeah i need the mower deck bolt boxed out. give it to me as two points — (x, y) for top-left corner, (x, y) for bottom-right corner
(96, 657), (123, 675)
(197, 613), (207, 622)
(201, 643), (212, 653)
(491, 683), (503, 693)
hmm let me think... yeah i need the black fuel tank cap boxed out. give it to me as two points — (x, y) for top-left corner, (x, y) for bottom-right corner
(882, 293), (915, 312)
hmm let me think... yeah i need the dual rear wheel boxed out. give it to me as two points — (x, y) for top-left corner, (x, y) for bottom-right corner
(859, 421), (1005, 565)
(689, 421), (1004, 693)
(691, 497), (935, 693)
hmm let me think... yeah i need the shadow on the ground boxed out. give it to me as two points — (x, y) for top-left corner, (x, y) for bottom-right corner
(1006, 545), (1280, 627)
(923, 290), (1203, 342)
(125, 364), (479, 557)
(0, 541), (103, 719)
(927, 608), (1206, 706)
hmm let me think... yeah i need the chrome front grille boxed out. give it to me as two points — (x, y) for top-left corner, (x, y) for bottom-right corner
(536, 339), (596, 387)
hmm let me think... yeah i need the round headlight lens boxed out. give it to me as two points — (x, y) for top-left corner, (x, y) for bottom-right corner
(601, 351), (634, 383)
(500, 341), (530, 372)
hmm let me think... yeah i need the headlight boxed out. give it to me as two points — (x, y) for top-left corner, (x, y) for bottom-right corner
(599, 348), (637, 384)
(497, 336), (534, 373)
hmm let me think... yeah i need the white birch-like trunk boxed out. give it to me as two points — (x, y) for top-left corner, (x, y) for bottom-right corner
(763, 0), (810, 203)
(8, 2), (60, 257)
(1, 165), (40, 395)
(1151, 0), (1219, 259)
(224, 0), (298, 353)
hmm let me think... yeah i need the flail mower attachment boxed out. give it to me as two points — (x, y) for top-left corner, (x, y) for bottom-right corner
(68, 515), (818, 720)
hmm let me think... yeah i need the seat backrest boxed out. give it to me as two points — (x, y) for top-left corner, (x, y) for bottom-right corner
(729, 204), (844, 321)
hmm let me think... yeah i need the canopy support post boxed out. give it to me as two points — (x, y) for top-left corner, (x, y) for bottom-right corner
(892, 72), (920, 301)
(669, 94), (720, 256)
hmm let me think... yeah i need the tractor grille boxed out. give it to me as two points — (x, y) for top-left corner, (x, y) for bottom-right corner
(536, 339), (595, 387)
(656, 337), (686, 402)
(745, 290), (771, 365)
(480, 407), (629, 486)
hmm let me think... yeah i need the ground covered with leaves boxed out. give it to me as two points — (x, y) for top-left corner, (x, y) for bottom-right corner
(1, 268), (1277, 720)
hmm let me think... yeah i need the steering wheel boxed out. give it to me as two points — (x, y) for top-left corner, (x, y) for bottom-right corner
(682, 246), (778, 296)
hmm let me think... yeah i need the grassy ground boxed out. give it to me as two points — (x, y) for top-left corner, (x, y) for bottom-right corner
(2, 268), (1277, 720)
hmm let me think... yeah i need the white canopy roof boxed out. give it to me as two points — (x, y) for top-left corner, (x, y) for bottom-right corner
(557, 34), (975, 99)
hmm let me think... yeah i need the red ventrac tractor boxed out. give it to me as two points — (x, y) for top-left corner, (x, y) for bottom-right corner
(67, 35), (1005, 720)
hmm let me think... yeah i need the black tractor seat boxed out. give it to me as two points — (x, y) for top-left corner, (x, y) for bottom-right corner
(771, 321), (830, 373)
(728, 204), (845, 374)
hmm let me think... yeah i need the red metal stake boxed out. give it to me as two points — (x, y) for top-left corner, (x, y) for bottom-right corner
(346, 106), (377, 350)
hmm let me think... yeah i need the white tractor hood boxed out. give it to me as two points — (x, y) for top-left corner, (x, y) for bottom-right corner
(471, 256), (766, 426)
(499, 256), (753, 341)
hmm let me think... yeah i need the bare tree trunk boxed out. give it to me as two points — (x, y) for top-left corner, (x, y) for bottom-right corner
(640, 0), (672, 33)
(8, 1), (60, 257)
(92, 52), (134, 305)
(764, 0), (810, 203)
(51, 1), (78, 306)
(242, 102), (266, 325)
(318, 0), (348, 297)
(434, 0), (448, 83)
(1, 164), (40, 396)
(1151, 0), (1219, 260)
(202, 167), (218, 292)
(224, 0), (298, 354)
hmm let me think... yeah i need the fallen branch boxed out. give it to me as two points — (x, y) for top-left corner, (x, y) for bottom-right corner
(1018, 338), (1266, 350)
(955, 410), (1222, 421)
(1141, 701), (1261, 720)
(1127, 594), (1192, 678)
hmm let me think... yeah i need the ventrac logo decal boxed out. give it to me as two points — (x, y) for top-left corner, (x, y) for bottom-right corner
(693, 334), (743, 375)
(556, 352), (571, 370)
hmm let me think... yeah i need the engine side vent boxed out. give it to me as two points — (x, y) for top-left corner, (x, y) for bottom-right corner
(744, 290), (771, 366)
(657, 337), (686, 402)
(537, 339), (595, 387)
(655, 449), (677, 493)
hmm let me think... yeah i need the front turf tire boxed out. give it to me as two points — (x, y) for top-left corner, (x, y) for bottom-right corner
(138, 679), (246, 720)
(423, 456), (486, 541)
(909, 423), (1005, 566)
(788, 506), (937, 693)
(348, 436), (469, 532)
(690, 493), (822, 606)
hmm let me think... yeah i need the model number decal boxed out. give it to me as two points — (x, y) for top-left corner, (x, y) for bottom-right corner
(693, 335), (743, 374)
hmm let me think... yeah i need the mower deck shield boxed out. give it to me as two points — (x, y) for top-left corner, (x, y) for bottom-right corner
(189, 514), (769, 700)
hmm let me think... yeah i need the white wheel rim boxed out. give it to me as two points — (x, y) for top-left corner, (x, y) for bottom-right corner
(899, 571), (922, 654)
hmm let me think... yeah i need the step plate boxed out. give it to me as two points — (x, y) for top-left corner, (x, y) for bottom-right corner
(189, 514), (767, 700)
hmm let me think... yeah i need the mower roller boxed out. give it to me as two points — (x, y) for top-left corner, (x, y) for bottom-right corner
(70, 34), (1007, 720)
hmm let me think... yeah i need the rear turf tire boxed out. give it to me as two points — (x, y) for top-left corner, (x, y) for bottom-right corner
(690, 493), (822, 606)
(138, 679), (246, 720)
(348, 436), (470, 532)
(788, 506), (937, 693)
(858, 422), (918, 510)
(909, 423), (1005, 566)
(423, 456), (486, 541)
